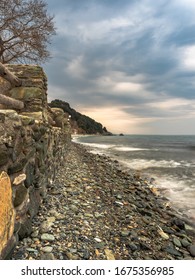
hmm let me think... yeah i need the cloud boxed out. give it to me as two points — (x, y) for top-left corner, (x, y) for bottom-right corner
(44, 0), (195, 134)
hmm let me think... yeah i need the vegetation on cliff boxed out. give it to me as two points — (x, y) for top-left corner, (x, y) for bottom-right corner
(49, 99), (112, 135)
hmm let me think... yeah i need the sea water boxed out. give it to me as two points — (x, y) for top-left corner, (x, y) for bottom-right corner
(73, 134), (195, 223)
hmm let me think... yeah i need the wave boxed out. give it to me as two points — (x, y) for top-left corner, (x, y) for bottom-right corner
(118, 158), (184, 170)
(113, 146), (149, 152)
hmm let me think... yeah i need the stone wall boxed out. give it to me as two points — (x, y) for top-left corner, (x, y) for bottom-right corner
(0, 65), (71, 259)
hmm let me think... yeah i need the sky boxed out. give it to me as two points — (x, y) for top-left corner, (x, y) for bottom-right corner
(44, 0), (195, 134)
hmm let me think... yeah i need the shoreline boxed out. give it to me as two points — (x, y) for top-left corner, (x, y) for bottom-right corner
(73, 135), (195, 227)
(11, 142), (195, 260)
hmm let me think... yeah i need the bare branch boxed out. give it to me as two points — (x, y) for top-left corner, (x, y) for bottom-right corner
(0, 0), (56, 64)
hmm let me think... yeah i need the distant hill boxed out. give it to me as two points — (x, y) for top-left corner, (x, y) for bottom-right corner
(49, 99), (112, 135)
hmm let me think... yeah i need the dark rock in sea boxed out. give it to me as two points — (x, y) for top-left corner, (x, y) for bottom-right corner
(119, 133), (124, 136)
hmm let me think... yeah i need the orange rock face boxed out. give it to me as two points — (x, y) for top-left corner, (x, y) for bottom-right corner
(0, 172), (15, 256)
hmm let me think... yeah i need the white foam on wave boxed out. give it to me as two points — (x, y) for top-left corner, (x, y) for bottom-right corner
(81, 143), (115, 149)
(72, 138), (115, 150)
(113, 146), (149, 152)
(156, 176), (195, 221)
(119, 158), (182, 170)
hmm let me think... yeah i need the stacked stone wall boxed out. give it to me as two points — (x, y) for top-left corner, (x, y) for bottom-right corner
(0, 65), (71, 259)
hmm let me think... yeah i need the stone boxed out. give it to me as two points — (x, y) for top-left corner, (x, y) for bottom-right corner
(8, 157), (27, 174)
(0, 172), (15, 258)
(18, 219), (32, 239)
(104, 249), (115, 260)
(84, 213), (94, 218)
(13, 174), (27, 186)
(40, 253), (55, 260)
(121, 230), (130, 237)
(41, 246), (53, 253)
(21, 115), (35, 126)
(41, 234), (55, 241)
(158, 229), (169, 240)
(181, 238), (191, 248)
(40, 221), (54, 233)
(9, 87), (43, 101)
(188, 245), (195, 257)
(26, 248), (38, 253)
(164, 245), (182, 257)
(128, 243), (138, 251)
(94, 242), (106, 249)
(21, 112), (44, 122)
(0, 145), (8, 166)
(94, 237), (102, 243)
(173, 237), (182, 248)
(13, 184), (28, 207)
(114, 201), (123, 207)
(70, 205), (79, 212)
(31, 230), (39, 238)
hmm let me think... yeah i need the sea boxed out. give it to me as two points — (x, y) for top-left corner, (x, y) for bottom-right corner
(73, 134), (195, 224)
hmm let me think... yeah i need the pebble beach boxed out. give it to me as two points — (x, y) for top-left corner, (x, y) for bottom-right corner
(12, 142), (195, 260)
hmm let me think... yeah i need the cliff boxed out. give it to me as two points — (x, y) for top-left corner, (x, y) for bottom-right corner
(0, 65), (71, 259)
(49, 99), (112, 135)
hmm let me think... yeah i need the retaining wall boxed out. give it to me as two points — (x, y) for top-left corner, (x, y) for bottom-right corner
(0, 65), (71, 259)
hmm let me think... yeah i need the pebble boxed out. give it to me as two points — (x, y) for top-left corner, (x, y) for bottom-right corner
(189, 245), (195, 257)
(41, 246), (53, 253)
(164, 245), (182, 257)
(41, 234), (55, 241)
(121, 230), (130, 237)
(173, 237), (182, 248)
(158, 229), (169, 240)
(181, 238), (191, 248)
(11, 143), (195, 261)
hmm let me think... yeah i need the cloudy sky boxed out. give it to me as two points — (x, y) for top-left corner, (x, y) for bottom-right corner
(44, 0), (195, 134)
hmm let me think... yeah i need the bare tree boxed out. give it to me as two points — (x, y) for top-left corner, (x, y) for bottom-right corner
(0, 0), (56, 64)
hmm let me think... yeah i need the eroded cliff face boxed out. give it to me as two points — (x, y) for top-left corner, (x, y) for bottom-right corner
(0, 65), (71, 259)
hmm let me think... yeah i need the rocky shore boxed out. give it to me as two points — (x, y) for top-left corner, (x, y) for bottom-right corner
(11, 142), (195, 260)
